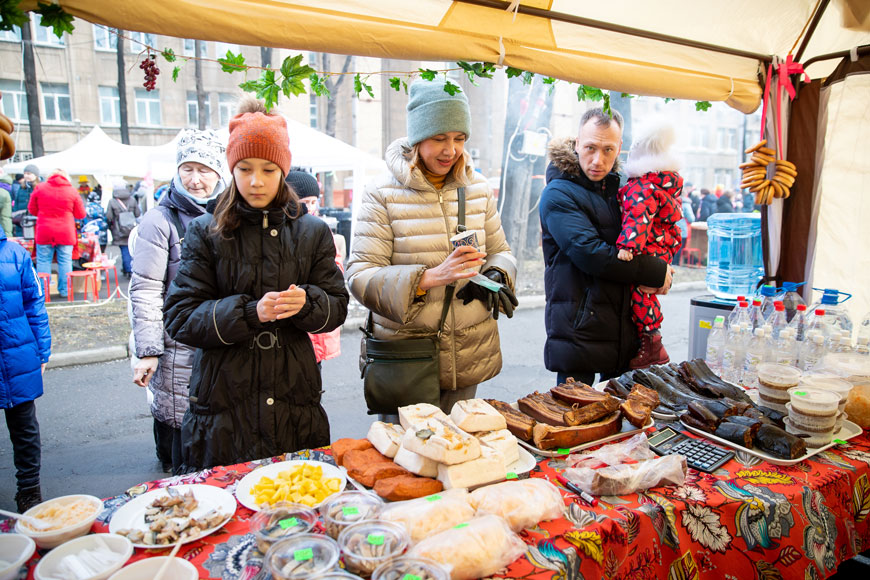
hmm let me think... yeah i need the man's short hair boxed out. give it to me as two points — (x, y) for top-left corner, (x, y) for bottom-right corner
(579, 107), (624, 132)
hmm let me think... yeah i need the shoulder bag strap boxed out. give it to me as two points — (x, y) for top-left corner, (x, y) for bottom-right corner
(166, 207), (187, 243)
(364, 187), (466, 340)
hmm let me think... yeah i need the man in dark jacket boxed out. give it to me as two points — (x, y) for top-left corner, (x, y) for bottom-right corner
(11, 167), (37, 236)
(0, 223), (52, 511)
(696, 188), (717, 222)
(539, 108), (671, 386)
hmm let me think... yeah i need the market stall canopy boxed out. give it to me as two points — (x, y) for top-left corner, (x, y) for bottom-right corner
(18, 0), (870, 113)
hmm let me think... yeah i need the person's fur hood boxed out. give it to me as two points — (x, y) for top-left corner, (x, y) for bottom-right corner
(547, 136), (621, 178)
(623, 117), (680, 178)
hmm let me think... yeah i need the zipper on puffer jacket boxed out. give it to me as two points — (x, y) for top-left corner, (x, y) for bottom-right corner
(262, 210), (268, 229)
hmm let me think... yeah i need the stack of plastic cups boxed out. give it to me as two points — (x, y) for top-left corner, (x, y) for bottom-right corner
(784, 387), (841, 447)
(756, 363), (801, 413)
(799, 376), (852, 433)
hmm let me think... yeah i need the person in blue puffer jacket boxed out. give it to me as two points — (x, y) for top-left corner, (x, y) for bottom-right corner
(0, 223), (51, 512)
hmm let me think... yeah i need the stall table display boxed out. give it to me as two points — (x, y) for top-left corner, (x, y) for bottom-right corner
(4, 428), (869, 580)
(8, 236), (99, 263)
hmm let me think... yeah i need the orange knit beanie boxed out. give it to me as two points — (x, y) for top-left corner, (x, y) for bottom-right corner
(226, 98), (291, 175)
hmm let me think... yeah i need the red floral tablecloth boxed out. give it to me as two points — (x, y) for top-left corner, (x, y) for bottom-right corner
(9, 429), (870, 579)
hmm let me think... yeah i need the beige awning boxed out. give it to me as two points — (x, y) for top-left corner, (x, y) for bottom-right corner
(19, 0), (870, 114)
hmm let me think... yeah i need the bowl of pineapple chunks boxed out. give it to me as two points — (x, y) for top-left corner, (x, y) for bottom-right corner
(235, 460), (347, 512)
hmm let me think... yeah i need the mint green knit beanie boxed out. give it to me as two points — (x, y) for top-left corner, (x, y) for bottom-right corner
(406, 79), (472, 146)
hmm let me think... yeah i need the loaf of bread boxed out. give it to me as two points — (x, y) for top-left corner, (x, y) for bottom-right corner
(402, 417), (481, 465)
(348, 460), (411, 488)
(394, 444), (439, 478)
(450, 399), (507, 432)
(409, 515), (527, 580)
(373, 474), (443, 502)
(399, 403), (450, 430)
(436, 446), (505, 490)
(474, 429), (520, 466)
(332, 438), (374, 466)
(380, 488), (474, 544)
(469, 479), (565, 531)
(367, 421), (405, 458)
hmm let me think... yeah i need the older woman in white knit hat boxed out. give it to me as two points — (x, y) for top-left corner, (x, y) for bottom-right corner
(129, 129), (226, 474)
(347, 79), (517, 419)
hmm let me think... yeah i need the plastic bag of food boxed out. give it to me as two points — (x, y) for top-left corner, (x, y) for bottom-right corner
(468, 479), (564, 531)
(564, 454), (687, 496)
(565, 432), (656, 469)
(379, 488), (474, 544)
(408, 515), (527, 580)
(816, 353), (870, 428)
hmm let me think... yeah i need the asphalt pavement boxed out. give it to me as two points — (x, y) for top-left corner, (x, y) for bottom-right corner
(0, 287), (696, 510)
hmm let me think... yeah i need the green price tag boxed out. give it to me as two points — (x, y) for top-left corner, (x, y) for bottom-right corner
(367, 533), (385, 545)
(454, 522), (469, 529)
(293, 548), (313, 562)
(278, 517), (298, 529)
(794, 391), (807, 396)
(426, 494), (442, 502)
(505, 472), (518, 480)
(402, 575), (422, 580)
(342, 506), (360, 516)
(834, 439), (847, 445)
(557, 448), (570, 455)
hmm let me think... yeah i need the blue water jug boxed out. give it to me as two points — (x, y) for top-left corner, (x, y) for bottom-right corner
(706, 213), (764, 299)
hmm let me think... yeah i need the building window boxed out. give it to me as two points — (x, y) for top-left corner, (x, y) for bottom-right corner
(186, 92), (211, 127)
(0, 80), (27, 121)
(692, 126), (709, 149)
(98, 86), (120, 125)
(183, 38), (198, 57)
(127, 31), (156, 53)
(218, 93), (235, 127)
(41, 83), (72, 122)
(0, 26), (21, 43)
(714, 169), (736, 190)
(33, 23), (65, 46)
(93, 26), (117, 51)
(135, 88), (161, 126)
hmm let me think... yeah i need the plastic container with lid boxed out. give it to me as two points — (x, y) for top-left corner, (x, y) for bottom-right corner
(799, 376), (852, 413)
(251, 503), (318, 554)
(319, 491), (385, 540)
(783, 417), (834, 448)
(757, 385), (790, 412)
(757, 363), (801, 391)
(337, 520), (410, 577)
(784, 402), (837, 432)
(817, 352), (870, 428)
(372, 556), (450, 580)
(787, 387), (840, 417)
(266, 534), (341, 579)
(835, 411), (847, 432)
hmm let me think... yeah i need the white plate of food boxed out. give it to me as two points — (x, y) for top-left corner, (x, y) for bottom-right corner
(108, 484), (235, 548)
(235, 459), (347, 512)
(680, 418), (862, 466)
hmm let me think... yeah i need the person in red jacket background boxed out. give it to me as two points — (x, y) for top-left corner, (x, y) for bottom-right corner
(28, 169), (85, 298)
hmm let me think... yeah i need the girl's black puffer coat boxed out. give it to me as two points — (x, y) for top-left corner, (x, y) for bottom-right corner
(164, 202), (348, 471)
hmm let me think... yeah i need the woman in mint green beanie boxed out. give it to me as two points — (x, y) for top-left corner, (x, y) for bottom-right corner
(347, 79), (518, 418)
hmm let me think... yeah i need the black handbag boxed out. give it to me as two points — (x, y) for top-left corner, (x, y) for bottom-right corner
(359, 188), (466, 415)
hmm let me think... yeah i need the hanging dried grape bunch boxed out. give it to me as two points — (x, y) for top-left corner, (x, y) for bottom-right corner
(140, 54), (160, 91)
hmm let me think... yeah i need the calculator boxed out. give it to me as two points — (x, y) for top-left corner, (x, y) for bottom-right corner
(648, 427), (734, 473)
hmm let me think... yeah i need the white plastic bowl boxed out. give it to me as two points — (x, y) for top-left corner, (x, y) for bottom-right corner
(34, 533), (133, 580)
(15, 494), (104, 549)
(0, 534), (36, 580)
(107, 556), (198, 580)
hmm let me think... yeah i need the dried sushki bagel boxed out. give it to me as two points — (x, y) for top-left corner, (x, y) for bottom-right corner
(739, 140), (797, 205)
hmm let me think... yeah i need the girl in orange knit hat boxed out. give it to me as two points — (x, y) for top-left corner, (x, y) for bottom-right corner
(164, 98), (349, 471)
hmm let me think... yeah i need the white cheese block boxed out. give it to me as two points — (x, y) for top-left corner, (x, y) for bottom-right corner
(398, 403), (449, 430)
(437, 446), (506, 490)
(366, 421), (405, 458)
(401, 417), (482, 465)
(393, 444), (439, 478)
(475, 429), (520, 466)
(450, 399), (507, 432)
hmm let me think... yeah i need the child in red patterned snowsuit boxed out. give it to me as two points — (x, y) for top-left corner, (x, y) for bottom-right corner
(616, 119), (683, 369)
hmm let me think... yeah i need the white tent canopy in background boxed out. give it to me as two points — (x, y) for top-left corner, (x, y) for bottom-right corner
(4, 121), (386, 208)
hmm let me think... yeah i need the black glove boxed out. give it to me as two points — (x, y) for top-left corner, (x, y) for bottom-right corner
(455, 270), (518, 320)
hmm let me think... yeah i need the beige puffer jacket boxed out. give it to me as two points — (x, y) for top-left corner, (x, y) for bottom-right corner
(347, 138), (517, 390)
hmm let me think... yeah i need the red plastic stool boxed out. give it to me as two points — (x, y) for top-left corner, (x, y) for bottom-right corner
(36, 272), (51, 303)
(66, 270), (98, 302)
(88, 265), (119, 299)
